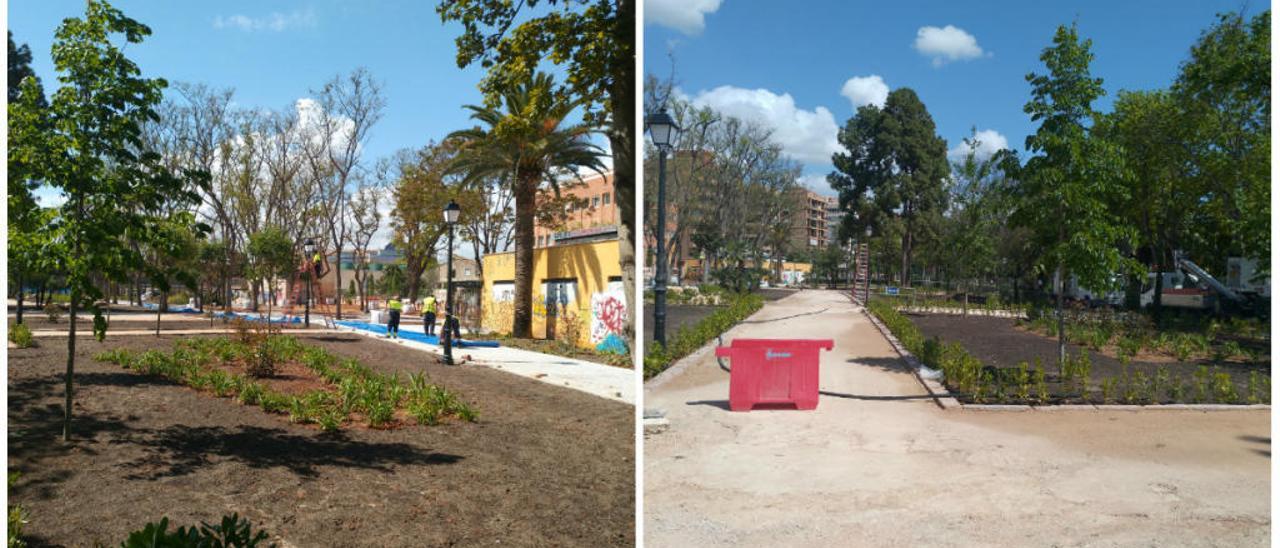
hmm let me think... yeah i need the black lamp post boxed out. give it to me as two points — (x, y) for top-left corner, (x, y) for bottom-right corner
(442, 200), (460, 365)
(303, 238), (315, 327)
(863, 225), (873, 303)
(646, 110), (680, 346)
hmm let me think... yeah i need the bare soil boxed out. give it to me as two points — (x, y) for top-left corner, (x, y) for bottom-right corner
(907, 313), (1270, 403)
(9, 332), (633, 547)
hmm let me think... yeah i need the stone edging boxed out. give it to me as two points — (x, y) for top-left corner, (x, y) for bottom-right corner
(861, 306), (1271, 412)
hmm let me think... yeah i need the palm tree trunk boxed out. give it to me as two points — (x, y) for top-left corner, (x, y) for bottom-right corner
(512, 177), (536, 338)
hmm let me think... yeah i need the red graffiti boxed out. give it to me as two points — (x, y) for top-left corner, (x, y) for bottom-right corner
(594, 295), (626, 334)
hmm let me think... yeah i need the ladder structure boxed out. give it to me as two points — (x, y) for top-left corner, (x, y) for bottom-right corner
(853, 243), (870, 304)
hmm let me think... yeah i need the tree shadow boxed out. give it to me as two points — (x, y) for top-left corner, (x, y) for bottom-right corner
(1239, 435), (1269, 458)
(845, 356), (914, 375)
(121, 425), (464, 480)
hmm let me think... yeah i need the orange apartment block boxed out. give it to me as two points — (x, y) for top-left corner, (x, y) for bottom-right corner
(534, 170), (619, 247)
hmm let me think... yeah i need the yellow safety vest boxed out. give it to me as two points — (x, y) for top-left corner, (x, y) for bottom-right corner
(422, 298), (437, 313)
(388, 299), (402, 312)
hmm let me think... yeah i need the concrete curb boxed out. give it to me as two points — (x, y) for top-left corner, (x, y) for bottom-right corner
(897, 307), (1027, 319)
(862, 306), (1270, 412)
(862, 307), (958, 410)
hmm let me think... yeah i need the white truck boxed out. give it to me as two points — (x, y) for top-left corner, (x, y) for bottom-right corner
(1140, 253), (1269, 314)
(1051, 271), (1124, 307)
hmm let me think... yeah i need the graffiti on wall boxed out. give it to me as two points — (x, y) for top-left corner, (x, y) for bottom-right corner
(590, 289), (628, 354)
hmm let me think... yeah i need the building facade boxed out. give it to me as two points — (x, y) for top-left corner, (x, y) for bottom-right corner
(787, 188), (837, 251)
(481, 239), (627, 352)
(534, 171), (619, 248)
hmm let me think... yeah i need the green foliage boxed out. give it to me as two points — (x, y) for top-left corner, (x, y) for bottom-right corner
(97, 334), (476, 430)
(8, 323), (35, 348)
(830, 88), (949, 286)
(8, 472), (28, 548)
(43, 301), (61, 323)
(644, 292), (764, 379)
(1246, 371), (1269, 404)
(1033, 362), (1050, 404)
(119, 513), (271, 548)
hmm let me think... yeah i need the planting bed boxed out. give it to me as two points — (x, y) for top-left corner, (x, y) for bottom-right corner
(9, 333), (633, 546)
(906, 312), (1270, 405)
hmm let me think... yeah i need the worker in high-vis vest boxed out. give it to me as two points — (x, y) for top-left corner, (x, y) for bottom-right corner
(386, 296), (403, 339)
(312, 252), (324, 277)
(421, 295), (438, 336)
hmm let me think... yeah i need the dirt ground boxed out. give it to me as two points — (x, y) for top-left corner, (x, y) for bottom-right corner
(9, 332), (633, 547)
(908, 313), (1269, 401)
(645, 290), (1270, 547)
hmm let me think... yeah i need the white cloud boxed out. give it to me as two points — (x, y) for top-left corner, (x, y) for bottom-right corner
(214, 9), (317, 32)
(948, 129), (1008, 162)
(841, 75), (889, 109)
(646, 0), (722, 35)
(914, 25), (987, 67)
(685, 85), (841, 165)
(797, 173), (834, 195)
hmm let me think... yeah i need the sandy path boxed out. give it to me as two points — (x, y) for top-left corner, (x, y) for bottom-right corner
(644, 289), (1269, 547)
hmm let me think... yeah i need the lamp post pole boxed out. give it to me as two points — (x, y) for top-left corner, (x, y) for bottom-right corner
(443, 200), (460, 365)
(303, 238), (315, 328)
(646, 110), (680, 346)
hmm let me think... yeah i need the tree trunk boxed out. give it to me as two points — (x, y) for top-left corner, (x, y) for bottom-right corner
(1056, 263), (1066, 375)
(900, 230), (912, 288)
(155, 291), (163, 337)
(512, 177), (536, 338)
(64, 288), (77, 441)
(15, 271), (24, 325)
(332, 248), (343, 320)
(607, 0), (635, 354)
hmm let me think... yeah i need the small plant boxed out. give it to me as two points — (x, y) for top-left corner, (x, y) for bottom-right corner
(316, 409), (344, 432)
(1192, 366), (1212, 403)
(1212, 370), (1237, 403)
(1100, 376), (1118, 404)
(1167, 375), (1187, 402)
(237, 381), (264, 406)
(247, 344), (277, 378)
(8, 323), (35, 349)
(43, 301), (61, 323)
(1152, 367), (1171, 404)
(1015, 362), (1031, 402)
(921, 337), (943, 370)
(1033, 363), (1049, 405)
(9, 472), (28, 548)
(366, 399), (395, 428)
(120, 513), (271, 548)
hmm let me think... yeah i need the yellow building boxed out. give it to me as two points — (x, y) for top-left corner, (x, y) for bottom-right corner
(481, 239), (628, 352)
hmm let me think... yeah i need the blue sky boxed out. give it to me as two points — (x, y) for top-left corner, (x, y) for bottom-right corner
(10, 1), (490, 166)
(644, 0), (1267, 195)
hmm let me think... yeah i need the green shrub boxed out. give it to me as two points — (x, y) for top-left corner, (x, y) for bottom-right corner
(9, 472), (27, 548)
(120, 513), (270, 548)
(43, 301), (61, 323)
(644, 292), (764, 379)
(8, 324), (35, 349)
(1212, 370), (1238, 403)
(1246, 371), (1269, 404)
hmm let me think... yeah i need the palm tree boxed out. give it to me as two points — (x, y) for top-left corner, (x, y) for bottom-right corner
(448, 72), (606, 338)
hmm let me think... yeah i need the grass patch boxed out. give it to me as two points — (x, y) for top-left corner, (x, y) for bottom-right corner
(95, 335), (477, 430)
(8, 323), (35, 348)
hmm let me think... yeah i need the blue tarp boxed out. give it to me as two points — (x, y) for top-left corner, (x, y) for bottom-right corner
(335, 320), (501, 348)
(141, 304), (202, 314)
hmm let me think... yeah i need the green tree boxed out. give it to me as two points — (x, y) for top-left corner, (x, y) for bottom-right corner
(1013, 23), (1136, 369)
(439, 0), (636, 347)
(248, 227), (295, 325)
(379, 264), (407, 297)
(447, 72), (606, 338)
(8, 0), (205, 440)
(940, 132), (1012, 314)
(1173, 11), (1269, 272)
(391, 141), (457, 302)
(830, 88), (949, 287)
(8, 31), (45, 106)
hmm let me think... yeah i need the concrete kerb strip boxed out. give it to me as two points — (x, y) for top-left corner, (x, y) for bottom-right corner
(861, 305), (1270, 412)
(30, 328), (342, 337)
(328, 322), (635, 406)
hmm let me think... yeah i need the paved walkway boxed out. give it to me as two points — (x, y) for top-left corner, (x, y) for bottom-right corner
(331, 323), (635, 406)
(644, 289), (1269, 547)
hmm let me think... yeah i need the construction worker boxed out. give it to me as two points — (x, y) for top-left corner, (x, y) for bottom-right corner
(421, 294), (438, 336)
(442, 301), (462, 341)
(386, 295), (403, 339)
(312, 251), (324, 278)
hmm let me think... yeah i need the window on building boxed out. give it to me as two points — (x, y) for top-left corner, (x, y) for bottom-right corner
(465, 267), (472, 276)
(603, 192), (611, 205)
(592, 196), (600, 208)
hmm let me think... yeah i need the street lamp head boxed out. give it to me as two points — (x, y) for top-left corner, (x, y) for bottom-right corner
(865, 225), (873, 238)
(443, 200), (461, 225)
(303, 238), (315, 255)
(645, 110), (680, 151)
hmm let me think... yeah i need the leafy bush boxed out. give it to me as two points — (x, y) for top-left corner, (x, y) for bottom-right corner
(43, 301), (61, 323)
(120, 513), (271, 548)
(9, 473), (28, 548)
(8, 324), (35, 348)
(644, 292), (764, 379)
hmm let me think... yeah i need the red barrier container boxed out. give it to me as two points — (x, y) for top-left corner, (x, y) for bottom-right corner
(716, 339), (834, 411)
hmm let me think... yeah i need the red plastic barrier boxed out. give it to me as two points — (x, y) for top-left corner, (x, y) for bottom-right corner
(716, 339), (834, 411)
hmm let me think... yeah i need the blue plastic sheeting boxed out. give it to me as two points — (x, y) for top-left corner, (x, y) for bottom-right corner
(141, 304), (202, 314)
(212, 311), (302, 324)
(335, 320), (501, 348)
